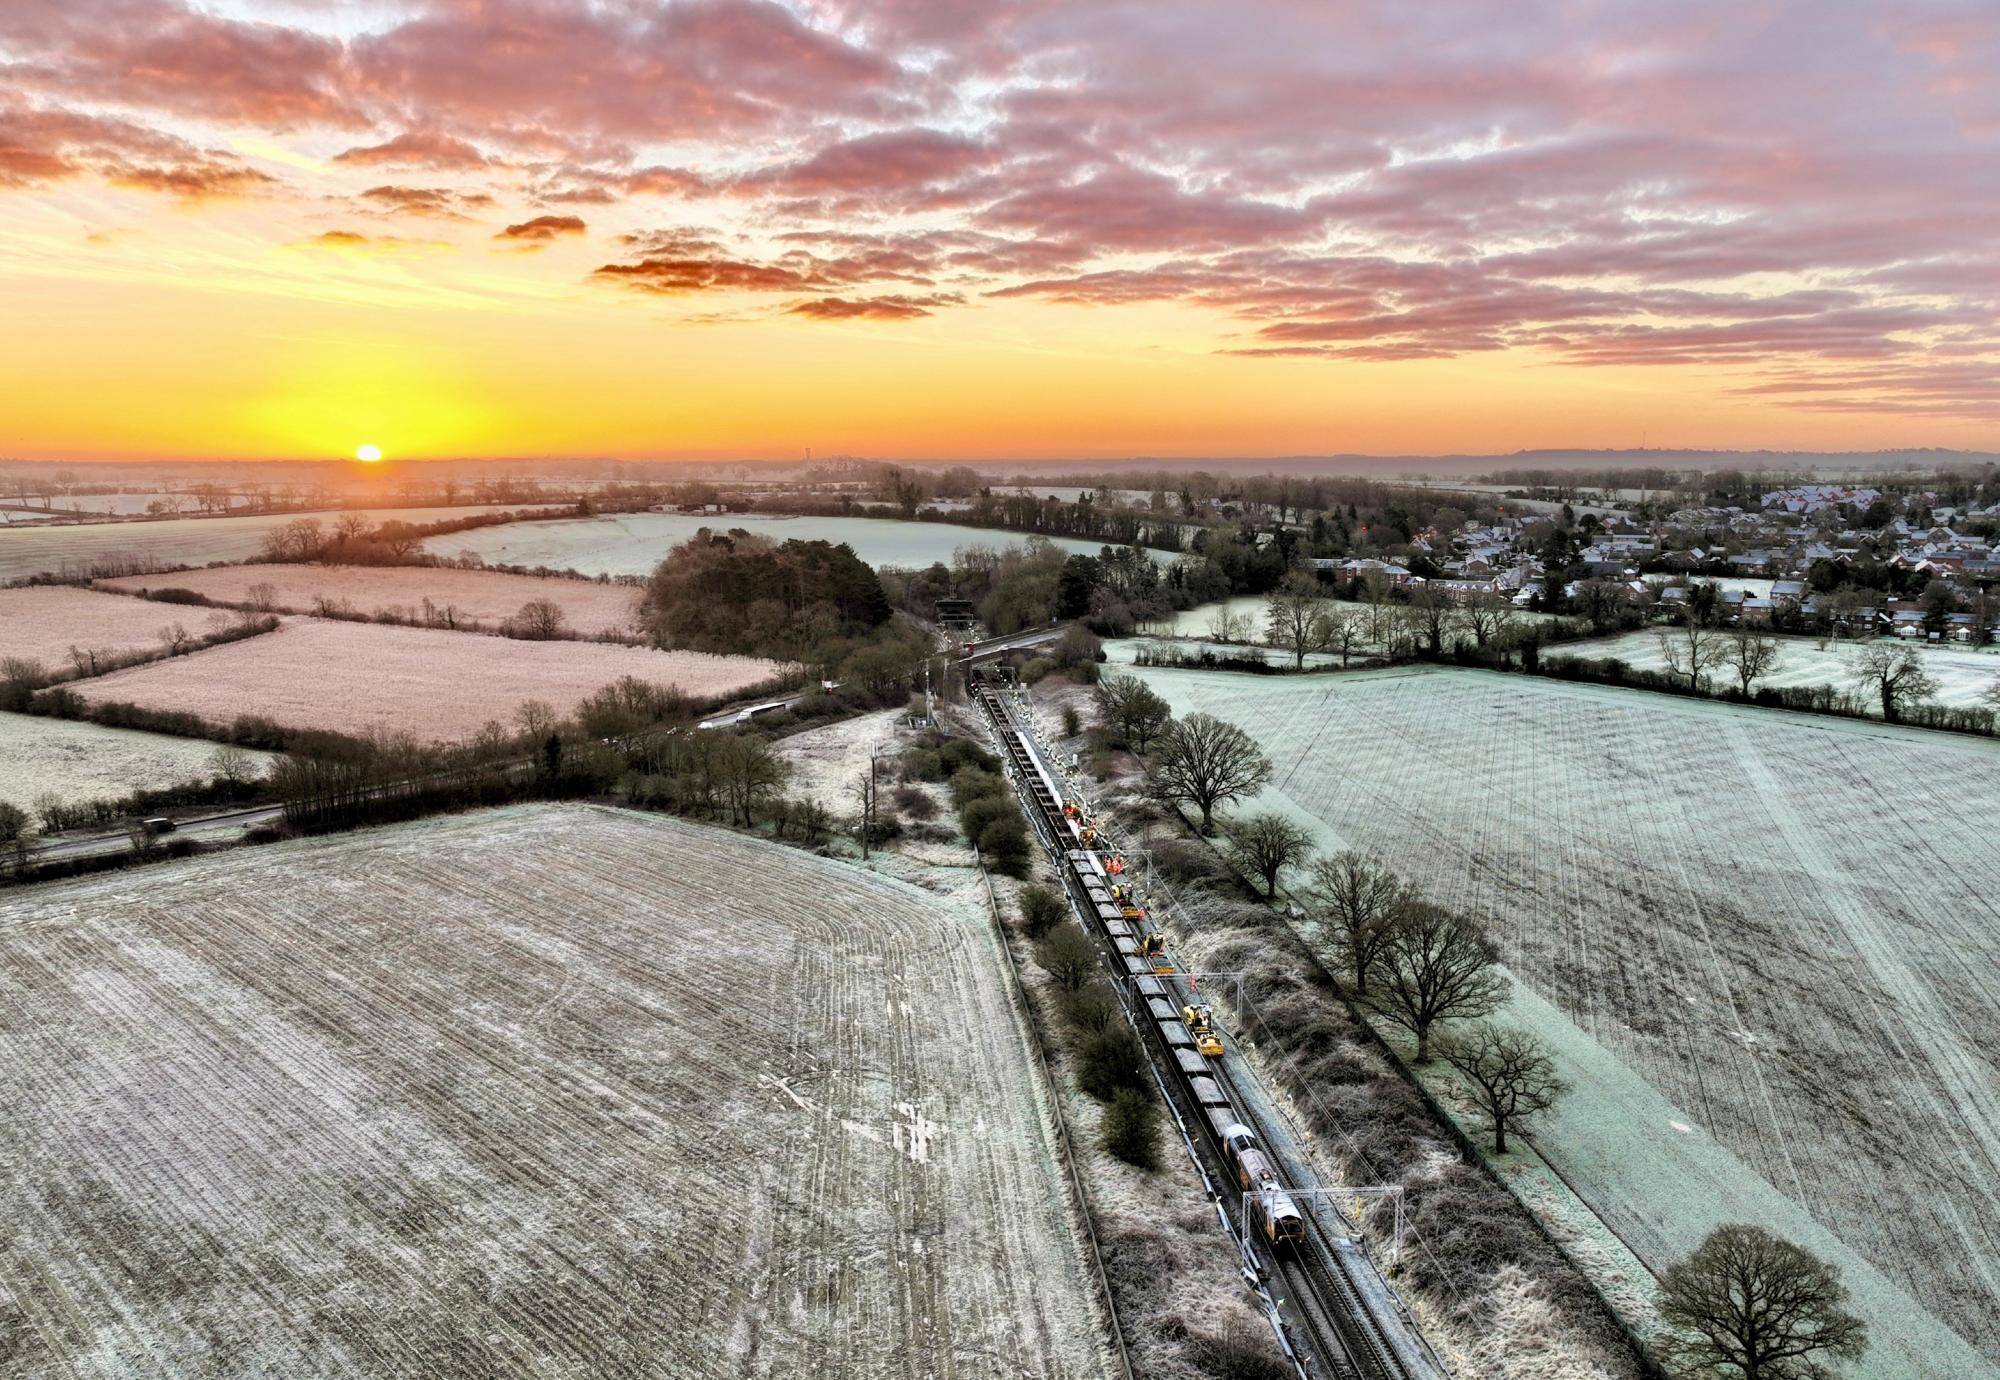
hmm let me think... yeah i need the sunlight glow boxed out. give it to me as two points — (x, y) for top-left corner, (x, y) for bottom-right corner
(355, 443), (383, 462)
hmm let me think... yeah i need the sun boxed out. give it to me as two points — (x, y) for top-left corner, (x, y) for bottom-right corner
(354, 444), (383, 463)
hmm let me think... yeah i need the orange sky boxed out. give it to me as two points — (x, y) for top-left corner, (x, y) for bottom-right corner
(3, 1), (1997, 462)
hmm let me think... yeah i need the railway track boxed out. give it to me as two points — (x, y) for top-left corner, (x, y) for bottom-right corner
(973, 674), (1448, 1380)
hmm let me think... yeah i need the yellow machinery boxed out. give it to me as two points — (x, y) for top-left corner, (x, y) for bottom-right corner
(1138, 931), (1174, 976)
(1182, 1003), (1225, 1057)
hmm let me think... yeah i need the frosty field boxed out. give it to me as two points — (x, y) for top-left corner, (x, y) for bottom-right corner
(1129, 663), (2000, 1374)
(1549, 628), (2000, 709)
(70, 618), (779, 741)
(0, 505), (553, 583)
(0, 710), (274, 813)
(0, 805), (1113, 1380)
(0, 585), (250, 668)
(420, 511), (1140, 575)
(99, 564), (645, 639)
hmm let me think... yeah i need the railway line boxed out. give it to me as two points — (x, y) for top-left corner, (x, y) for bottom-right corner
(973, 673), (1449, 1380)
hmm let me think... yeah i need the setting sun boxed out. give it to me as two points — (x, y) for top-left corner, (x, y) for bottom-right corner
(355, 444), (383, 463)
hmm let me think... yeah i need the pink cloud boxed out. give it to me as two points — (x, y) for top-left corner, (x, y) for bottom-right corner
(786, 293), (961, 320)
(334, 129), (489, 170)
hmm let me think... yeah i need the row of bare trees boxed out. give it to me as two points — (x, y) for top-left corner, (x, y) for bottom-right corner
(1246, 575), (1526, 669)
(1657, 611), (1961, 721)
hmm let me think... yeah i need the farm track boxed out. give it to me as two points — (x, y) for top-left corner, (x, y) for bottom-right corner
(0, 805), (1115, 1380)
(1128, 662), (2000, 1365)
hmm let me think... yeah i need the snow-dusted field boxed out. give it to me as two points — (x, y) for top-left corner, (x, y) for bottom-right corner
(1549, 628), (2000, 709)
(0, 585), (248, 668)
(0, 805), (1114, 1380)
(1129, 664), (2000, 1376)
(71, 618), (780, 742)
(99, 564), (645, 639)
(420, 511), (1136, 575)
(0, 710), (273, 813)
(0, 505), (552, 583)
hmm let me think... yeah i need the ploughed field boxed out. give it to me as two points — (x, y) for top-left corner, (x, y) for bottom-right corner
(0, 805), (1113, 1380)
(68, 617), (778, 741)
(0, 585), (255, 668)
(0, 505), (556, 583)
(1129, 662), (2000, 1370)
(97, 564), (645, 639)
(0, 710), (274, 813)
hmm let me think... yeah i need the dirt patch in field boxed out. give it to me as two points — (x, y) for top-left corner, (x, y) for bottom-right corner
(69, 617), (781, 742)
(0, 804), (1115, 1380)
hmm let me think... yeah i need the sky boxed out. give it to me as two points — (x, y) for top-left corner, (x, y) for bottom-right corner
(2, 0), (1998, 462)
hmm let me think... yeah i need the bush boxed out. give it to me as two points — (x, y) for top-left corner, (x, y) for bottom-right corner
(892, 784), (937, 819)
(900, 747), (944, 782)
(1184, 1325), (1289, 1380)
(961, 794), (1016, 843)
(1101, 1086), (1160, 1169)
(978, 814), (1030, 876)
(1061, 704), (1082, 736)
(145, 587), (213, 606)
(1034, 925), (1101, 992)
(948, 765), (1006, 809)
(1058, 984), (1121, 1035)
(1074, 1022), (1147, 1100)
(1018, 883), (1067, 938)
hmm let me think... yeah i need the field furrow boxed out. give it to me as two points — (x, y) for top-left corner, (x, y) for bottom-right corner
(1129, 661), (2000, 1373)
(0, 805), (1114, 1380)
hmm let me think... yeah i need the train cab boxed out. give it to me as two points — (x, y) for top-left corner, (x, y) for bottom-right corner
(1258, 1187), (1306, 1245)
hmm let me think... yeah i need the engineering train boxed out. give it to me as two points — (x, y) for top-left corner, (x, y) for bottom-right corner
(988, 688), (1306, 1247)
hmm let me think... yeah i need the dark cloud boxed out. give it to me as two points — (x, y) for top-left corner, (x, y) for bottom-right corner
(786, 293), (963, 320)
(358, 184), (496, 219)
(496, 213), (586, 242)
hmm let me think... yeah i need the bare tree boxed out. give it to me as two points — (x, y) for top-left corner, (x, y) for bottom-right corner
(1, 656), (47, 696)
(244, 581), (280, 612)
(1723, 628), (1783, 697)
(857, 761), (881, 859)
(1370, 902), (1506, 1061)
(1224, 812), (1314, 898)
(1851, 643), (1939, 722)
(715, 732), (789, 826)
(1264, 578), (1333, 669)
(332, 512), (373, 545)
(1407, 585), (1458, 656)
(1658, 1225), (1867, 1380)
(158, 622), (193, 656)
(1982, 674), (2000, 711)
(1573, 578), (1625, 633)
(1323, 606), (1364, 666)
(208, 743), (259, 786)
(1148, 712), (1272, 832)
(1459, 591), (1517, 648)
(514, 698), (558, 743)
(1657, 613), (1726, 691)
(1307, 851), (1403, 996)
(507, 598), (567, 640)
(1093, 673), (1173, 753)
(1208, 606), (1252, 643)
(1435, 1024), (1568, 1153)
